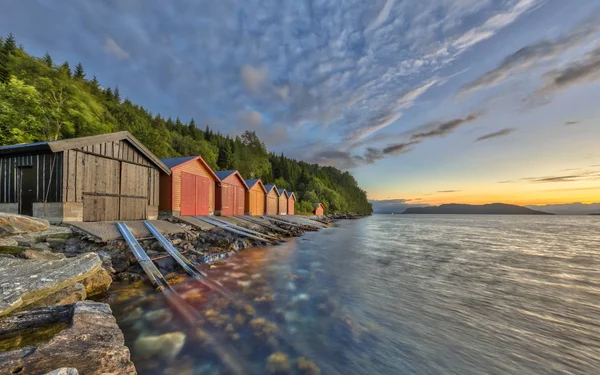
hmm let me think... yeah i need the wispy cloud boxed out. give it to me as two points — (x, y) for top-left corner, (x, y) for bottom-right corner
(411, 114), (481, 141)
(565, 120), (580, 125)
(475, 128), (515, 142)
(500, 168), (600, 184)
(437, 190), (460, 193)
(533, 46), (600, 99)
(104, 37), (130, 60)
(458, 13), (600, 96)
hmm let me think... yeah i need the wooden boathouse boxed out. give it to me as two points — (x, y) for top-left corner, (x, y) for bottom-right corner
(313, 202), (325, 216)
(159, 156), (219, 216)
(264, 184), (279, 215)
(244, 179), (267, 216)
(0, 131), (169, 223)
(286, 191), (296, 216)
(277, 188), (288, 215)
(215, 170), (248, 216)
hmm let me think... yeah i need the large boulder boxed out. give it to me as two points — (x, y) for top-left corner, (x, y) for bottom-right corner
(0, 301), (137, 374)
(0, 253), (102, 316)
(0, 213), (49, 236)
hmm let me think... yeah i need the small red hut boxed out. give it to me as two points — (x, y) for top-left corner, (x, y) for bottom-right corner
(313, 203), (325, 216)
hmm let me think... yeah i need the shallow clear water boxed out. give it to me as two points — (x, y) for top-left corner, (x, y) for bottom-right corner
(111, 215), (600, 375)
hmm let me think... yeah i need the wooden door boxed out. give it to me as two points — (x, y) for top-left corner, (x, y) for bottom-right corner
(195, 175), (210, 215)
(18, 167), (36, 216)
(180, 172), (196, 216)
(119, 162), (148, 220)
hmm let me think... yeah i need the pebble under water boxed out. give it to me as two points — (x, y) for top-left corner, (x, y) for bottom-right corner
(110, 215), (600, 375)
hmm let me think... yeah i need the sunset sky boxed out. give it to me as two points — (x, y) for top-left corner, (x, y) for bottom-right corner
(2, 0), (599, 208)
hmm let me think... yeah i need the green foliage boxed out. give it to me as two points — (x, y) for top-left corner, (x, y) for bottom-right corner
(3, 33), (16, 55)
(74, 62), (85, 79)
(0, 41), (9, 84)
(42, 52), (53, 68)
(217, 142), (235, 170)
(0, 34), (373, 214)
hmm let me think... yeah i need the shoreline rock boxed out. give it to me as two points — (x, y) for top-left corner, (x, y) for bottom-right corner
(0, 301), (137, 374)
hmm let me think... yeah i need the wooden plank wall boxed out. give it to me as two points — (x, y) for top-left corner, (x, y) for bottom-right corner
(266, 190), (278, 215)
(0, 153), (62, 204)
(62, 139), (160, 221)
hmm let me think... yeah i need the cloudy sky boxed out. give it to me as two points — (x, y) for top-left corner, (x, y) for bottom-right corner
(2, 0), (599, 208)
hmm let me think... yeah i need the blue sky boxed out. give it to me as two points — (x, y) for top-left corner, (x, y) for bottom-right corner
(2, 0), (599, 208)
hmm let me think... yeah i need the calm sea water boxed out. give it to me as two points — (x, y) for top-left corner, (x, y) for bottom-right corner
(111, 215), (600, 375)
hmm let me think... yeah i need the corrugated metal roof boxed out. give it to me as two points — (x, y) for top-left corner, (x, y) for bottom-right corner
(245, 179), (260, 188)
(160, 156), (197, 168)
(264, 184), (278, 194)
(0, 131), (171, 174)
(215, 170), (237, 180)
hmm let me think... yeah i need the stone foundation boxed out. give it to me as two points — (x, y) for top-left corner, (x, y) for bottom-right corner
(0, 203), (18, 214)
(62, 202), (83, 223)
(147, 205), (159, 220)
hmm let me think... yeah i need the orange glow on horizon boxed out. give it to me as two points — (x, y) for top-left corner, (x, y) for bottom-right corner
(369, 186), (600, 206)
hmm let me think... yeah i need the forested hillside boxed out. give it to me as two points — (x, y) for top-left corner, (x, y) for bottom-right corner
(0, 34), (372, 214)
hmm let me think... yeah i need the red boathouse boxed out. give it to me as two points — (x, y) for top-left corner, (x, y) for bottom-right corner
(215, 170), (249, 216)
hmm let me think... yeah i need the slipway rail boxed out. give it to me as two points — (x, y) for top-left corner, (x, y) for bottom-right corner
(116, 222), (171, 291)
(234, 215), (290, 234)
(117, 222), (247, 375)
(194, 216), (272, 243)
(143, 221), (233, 298)
(283, 215), (328, 229)
(210, 217), (280, 241)
(262, 215), (317, 230)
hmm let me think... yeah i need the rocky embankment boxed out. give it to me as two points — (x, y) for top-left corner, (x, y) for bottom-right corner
(0, 212), (330, 374)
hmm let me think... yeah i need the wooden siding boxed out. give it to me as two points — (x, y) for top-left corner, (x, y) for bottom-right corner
(265, 189), (278, 215)
(168, 159), (216, 213)
(278, 194), (287, 215)
(0, 153), (63, 204)
(245, 184), (265, 216)
(314, 204), (324, 216)
(62, 139), (160, 221)
(217, 174), (246, 216)
(287, 195), (295, 215)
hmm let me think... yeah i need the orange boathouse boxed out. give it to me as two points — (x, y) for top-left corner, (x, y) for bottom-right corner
(277, 188), (288, 215)
(215, 170), (248, 216)
(245, 179), (267, 216)
(286, 191), (296, 216)
(159, 156), (218, 216)
(313, 203), (325, 216)
(264, 184), (279, 215)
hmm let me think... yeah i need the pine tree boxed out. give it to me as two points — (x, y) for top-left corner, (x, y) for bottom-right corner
(217, 143), (234, 170)
(42, 52), (53, 68)
(0, 44), (9, 84)
(74, 62), (85, 79)
(3, 33), (16, 55)
(114, 86), (121, 102)
(59, 61), (71, 77)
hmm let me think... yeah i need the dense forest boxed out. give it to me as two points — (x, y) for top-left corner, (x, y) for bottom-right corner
(0, 34), (372, 214)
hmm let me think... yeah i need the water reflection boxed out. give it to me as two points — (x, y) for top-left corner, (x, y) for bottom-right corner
(111, 215), (600, 375)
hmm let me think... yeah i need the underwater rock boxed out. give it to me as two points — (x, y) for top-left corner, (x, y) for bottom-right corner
(266, 352), (291, 373)
(144, 308), (172, 325)
(234, 313), (246, 326)
(165, 272), (185, 285)
(297, 357), (320, 375)
(250, 317), (278, 338)
(133, 332), (186, 361)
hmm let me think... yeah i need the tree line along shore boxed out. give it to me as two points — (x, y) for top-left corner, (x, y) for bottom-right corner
(0, 33), (373, 216)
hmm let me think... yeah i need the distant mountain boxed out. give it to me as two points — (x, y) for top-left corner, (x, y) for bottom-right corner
(526, 202), (600, 215)
(402, 203), (553, 215)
